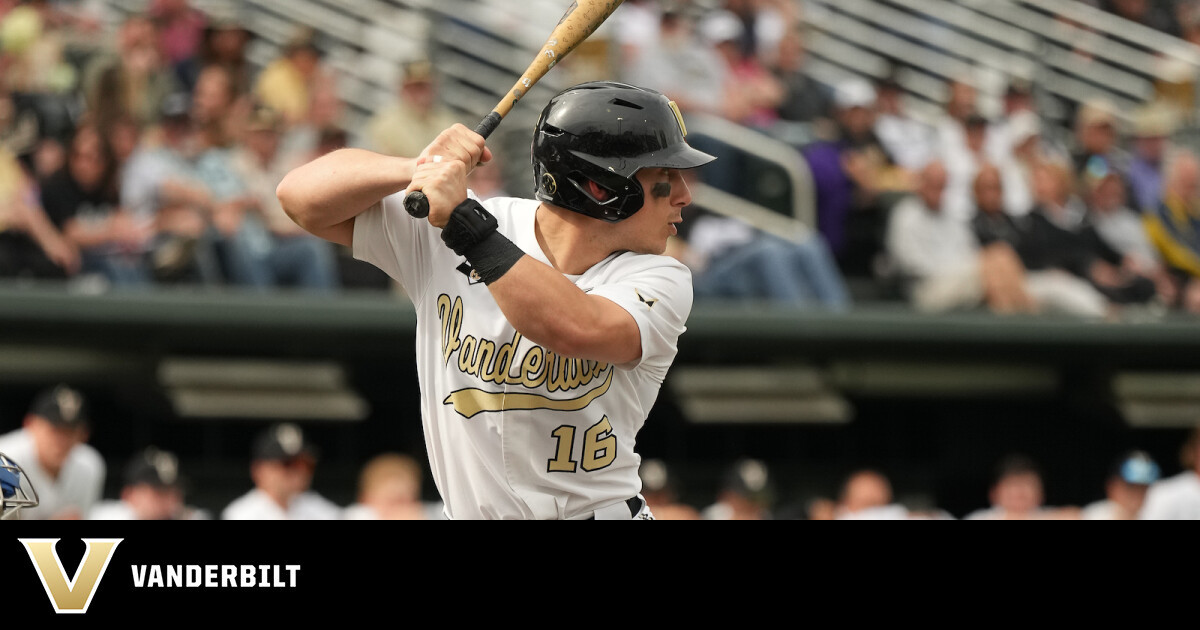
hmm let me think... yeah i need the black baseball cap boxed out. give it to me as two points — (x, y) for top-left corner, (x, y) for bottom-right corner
(252, 423), (319, 462)
(124, 447), (185, 489)
(28, 384), (89, 430)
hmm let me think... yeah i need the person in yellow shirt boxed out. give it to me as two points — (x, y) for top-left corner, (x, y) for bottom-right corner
(253, 30), (323, 126)
(362, 60), (464, 159)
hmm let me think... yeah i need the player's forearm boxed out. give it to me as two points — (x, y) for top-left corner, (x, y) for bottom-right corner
(488, 257), (640, 365)
(277, 148), (415, 233)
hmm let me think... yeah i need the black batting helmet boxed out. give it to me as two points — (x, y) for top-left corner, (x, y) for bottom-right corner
(531, 81), (716, 222)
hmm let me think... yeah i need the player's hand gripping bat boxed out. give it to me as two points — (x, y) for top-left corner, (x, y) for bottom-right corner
(403, 0), (626, 218)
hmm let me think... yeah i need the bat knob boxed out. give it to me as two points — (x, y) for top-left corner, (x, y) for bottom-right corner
(404, 191), (430, 218)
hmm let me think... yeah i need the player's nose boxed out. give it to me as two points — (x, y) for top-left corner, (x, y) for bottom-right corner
(672, 172), (692, 208)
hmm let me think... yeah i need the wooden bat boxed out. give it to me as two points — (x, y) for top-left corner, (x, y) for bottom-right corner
(403, 0), (626, 218)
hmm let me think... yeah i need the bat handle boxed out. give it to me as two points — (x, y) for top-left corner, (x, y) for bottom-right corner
(404, 112), (504, 218)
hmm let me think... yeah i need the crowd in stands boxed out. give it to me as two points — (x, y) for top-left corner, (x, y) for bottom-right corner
(616, 0), (1200, 317)
(3, 0), (1200, 317)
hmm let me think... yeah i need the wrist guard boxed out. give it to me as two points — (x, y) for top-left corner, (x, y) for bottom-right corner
(442, 198), (524, 285)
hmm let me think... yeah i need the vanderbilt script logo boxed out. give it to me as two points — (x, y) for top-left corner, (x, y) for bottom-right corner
(20, 538), (122, 614)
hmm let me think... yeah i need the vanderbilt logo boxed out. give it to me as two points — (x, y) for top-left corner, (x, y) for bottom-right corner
(20, 538), (122, 614)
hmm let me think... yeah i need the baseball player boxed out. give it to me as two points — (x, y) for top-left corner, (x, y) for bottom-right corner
(278, 81), (715, 519)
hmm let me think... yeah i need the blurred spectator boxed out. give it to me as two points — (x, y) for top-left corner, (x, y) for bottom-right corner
(719, 0), (792, 63)
(884, 162), (1035, 313)
(613, 0), (661, 69)
(964, 454), (1079, 520)
(82, 14), (181, 132)
(834, 469), (905, 519)
(0, 86), (39, 165)
(0, 145), (79, 278)
(221, 422), (341, 520)
(254, 27), (325, 127)
(226, 103), (339, 291)
(363, 59), (463, 160)
(1081, 450), (1161, 520)
(148, 0), (207, 82)
(638, 458), (700, 520)
(873, 74), (935, 171)
(0, 384), (105, 520)
(1083, 156), (1176, 304)
(932, 78), (978, 175)
(803, 77), (913, 277)
(1142, 148), (1200, 313)
(178, 15), (253, 96)
(43, 120), (153, 286)
(89, 446), (210, 520)
(942, 112), (997, 222)
(467, 157), (510, 202)
(624, 7), (727, 118)
(1140, 423), (1200, 520)
(342, 453), (444, 520)
(997, 110), (1047, 217)
(1025, 160), (1157, 311)
(0, 0), (76, 95)
(1070, 99), (1130, 189)
(984, 78), (1036, 165)
(701, 458), (775, 520)
(1125, 102), (1178, 214)
(770, 27), (833, 130)
(697, 9), (784, 129)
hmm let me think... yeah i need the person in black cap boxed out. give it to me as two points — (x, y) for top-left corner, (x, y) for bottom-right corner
(0, 384), (105, 519)
(1081, 450), (1161, 520)
(221, 422), (341, 520)
(89, 446), (209, 520)
(700, 458), (776, 520)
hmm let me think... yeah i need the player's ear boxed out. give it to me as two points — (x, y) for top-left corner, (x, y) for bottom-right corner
(585, 179), (612, 202)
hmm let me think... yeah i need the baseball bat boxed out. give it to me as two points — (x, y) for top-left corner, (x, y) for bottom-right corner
(403, 0), (626, 218)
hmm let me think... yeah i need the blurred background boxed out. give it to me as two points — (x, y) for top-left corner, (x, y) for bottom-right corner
(3, 0), (1200, 521)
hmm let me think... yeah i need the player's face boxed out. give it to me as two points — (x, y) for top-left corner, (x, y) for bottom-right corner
(28, 418), (85, 470)
(618, 168), (692, 255)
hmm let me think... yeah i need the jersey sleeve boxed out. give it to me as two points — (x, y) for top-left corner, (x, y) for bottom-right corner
(352, 190), (438, 303)
(586, 254), (693, 379)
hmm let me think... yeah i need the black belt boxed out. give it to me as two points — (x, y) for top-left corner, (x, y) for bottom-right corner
(586, 496), (643, 520)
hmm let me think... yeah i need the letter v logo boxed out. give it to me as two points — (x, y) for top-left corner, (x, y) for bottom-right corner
(19, 538), (122, 614)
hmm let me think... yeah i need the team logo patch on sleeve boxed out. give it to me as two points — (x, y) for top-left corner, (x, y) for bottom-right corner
(456, 262), (484, 285)
(636, 289), (657, 309)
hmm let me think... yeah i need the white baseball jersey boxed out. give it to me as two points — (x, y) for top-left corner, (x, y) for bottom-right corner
(353, 191), (691, 520)
(221, 489), (342, 520)
(0, 429), (105, 520)
(1139, 471), (1200, 520)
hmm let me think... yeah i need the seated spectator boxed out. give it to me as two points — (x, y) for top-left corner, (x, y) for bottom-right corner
(149, 0), (208, 82)
(1083, 157), (1176, 304)
(623, 7), (727, 119)
(697, 9), (784, 129)
(177, 16), (253, 97)
(0, 145), (78, 278)
(226, 104), (339, 292)
(1081, 450), (1161, 520)
(43, 120), (153, 287)
(222, 422), (341, 520)
(1021, 161), (1156, 311)
(964, 454), (1079, 520)
(342, 453), (443, 520)
(253, 27), (325, 127)
(363, 60), (463, 160)
(701, 458), (775, 520)
(1069, 99), (1130, 190)
(884, 162), (1034, 313)
(1125, 102), (1178, 214)
(0, 384), (105, 520)
(1143, 148), (1200, 313)
(678, 209), (850, 310)
(638, 458), (700, 521)
(769, 26), (833, 130)
(81, 14), (181, 132)
(803, 77), (914, 278)
(89, 446), (210, 520)
(1139, 423), (1200, 520)
(873, 73), (935, 171)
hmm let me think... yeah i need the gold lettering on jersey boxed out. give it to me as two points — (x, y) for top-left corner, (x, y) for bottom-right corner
(437, 293), (613, 418)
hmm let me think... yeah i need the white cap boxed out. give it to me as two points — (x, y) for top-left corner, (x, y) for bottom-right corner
(699, 10), (743, 45)
(834, 78), (877, 109)
(1008, 110), (1041, 147)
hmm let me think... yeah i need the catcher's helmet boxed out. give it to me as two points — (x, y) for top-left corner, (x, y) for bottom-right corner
(0, 452), (39, 520)
(532, 81), (716, 222)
